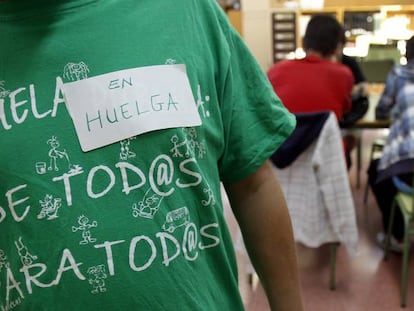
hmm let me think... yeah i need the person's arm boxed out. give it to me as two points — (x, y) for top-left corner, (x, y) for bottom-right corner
(352, 81), (370, 98)
(224, 160), (304, 311)
(376, 67), (397, 120)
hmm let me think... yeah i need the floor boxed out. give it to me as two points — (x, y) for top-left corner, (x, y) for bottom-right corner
(225, 129), (414, 311)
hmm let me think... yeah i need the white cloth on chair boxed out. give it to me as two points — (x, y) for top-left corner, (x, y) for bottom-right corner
(274, 112), (358, 255)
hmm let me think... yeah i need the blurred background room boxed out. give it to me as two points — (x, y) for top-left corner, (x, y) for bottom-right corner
(219, 1), (414, 310)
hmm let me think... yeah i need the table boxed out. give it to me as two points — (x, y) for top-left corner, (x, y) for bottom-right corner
(351, 118), (390, 188)
(348, 90), (390, 188)
(352, 119), (390, 129)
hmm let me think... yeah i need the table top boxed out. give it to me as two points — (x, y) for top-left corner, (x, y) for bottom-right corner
(352, 118), (390, 129)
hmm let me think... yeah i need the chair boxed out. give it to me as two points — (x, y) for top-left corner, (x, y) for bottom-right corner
(384, 175), (414, 308)
(272, 111), (359, 290)
(358, 59), (395, 83)
(364, 43), (401, 64)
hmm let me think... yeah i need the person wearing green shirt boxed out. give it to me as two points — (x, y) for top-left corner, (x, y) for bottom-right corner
(0, 0), (303, 310)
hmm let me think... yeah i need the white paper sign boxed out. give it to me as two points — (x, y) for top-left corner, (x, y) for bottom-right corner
(63, 64), (201, 152)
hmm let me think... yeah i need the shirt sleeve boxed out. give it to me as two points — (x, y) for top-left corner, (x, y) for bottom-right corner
(216, 16), (296, 183)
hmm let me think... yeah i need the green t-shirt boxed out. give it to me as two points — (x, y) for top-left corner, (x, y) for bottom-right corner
(0, 0), (295, 310)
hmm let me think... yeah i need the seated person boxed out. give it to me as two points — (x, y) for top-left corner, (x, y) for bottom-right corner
(338, 32), (369, 100)
(267, 14), (354, 121)
(267, 15), (354, 166)
(368, 36), (414, 252)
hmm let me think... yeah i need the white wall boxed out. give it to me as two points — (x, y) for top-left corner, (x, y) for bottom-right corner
(240, 0), (273, 71)
(241, 0), (268, 10)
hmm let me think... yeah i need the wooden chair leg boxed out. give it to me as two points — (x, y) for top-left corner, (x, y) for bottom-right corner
(400, 219), (411, 308)
(356, 136), (362, 189)
(329, 243), (338, 290)
(363, 180), (370, 205)
(386, 198), (412, 307)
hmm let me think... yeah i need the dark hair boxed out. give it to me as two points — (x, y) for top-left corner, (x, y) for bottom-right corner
(302, 15), (344, 57)
(406, 36), (414, 62)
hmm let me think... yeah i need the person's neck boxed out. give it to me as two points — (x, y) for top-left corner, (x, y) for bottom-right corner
(306, 50), (324, 58)
(306, 50), (335, 61)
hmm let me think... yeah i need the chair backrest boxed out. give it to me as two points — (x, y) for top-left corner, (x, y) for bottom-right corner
(272, 111), (359, 255)
(271, 111), (330, 169)
(364, 43), (401, 64)
(392, 175), (414, 216)
(358, 59), (395, 83)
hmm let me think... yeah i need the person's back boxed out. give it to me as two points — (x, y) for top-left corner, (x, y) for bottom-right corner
(268, 55), (353, 119)
(267, 15), (353, 120)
